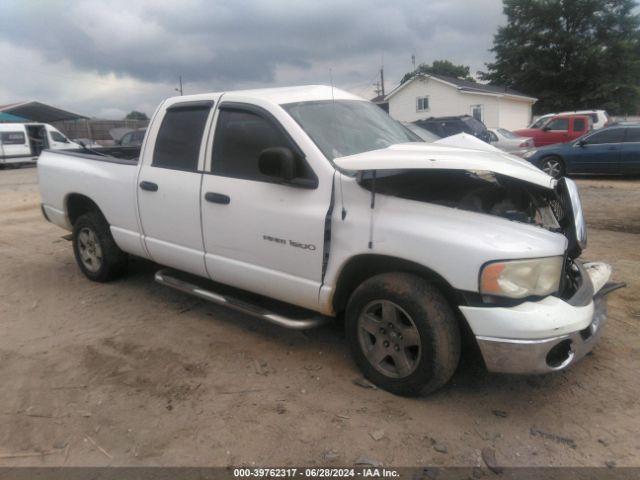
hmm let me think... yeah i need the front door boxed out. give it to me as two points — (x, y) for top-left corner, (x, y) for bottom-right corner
(570, 128), (623, 173)
(539, 117), (570, 146)
(137, 99), (216, 276)
(200, 102), (330, 310)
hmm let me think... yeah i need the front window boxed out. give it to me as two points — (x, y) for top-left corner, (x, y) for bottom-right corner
(50, 131), (69, 142)
(582, 128), (624, 145)
(283, 100), (416, 160)
(545, 118), (569, 131)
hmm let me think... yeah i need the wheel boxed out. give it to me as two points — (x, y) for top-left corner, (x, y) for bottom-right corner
(539, 156), (565, 178)
(72, 211), (127, 282)
(345, 273), (460, 396)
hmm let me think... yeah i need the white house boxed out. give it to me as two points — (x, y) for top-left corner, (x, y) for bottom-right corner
(382, 74), (537, 130)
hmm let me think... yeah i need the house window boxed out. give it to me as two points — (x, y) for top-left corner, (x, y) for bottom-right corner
(416, 96), (429, 112)
(471, 104), (483, 122)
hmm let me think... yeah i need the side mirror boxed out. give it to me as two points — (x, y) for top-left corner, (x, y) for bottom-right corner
(542, 126), (550, 131)
(259, 147), (297, 182)
(577, 139), (586, 147)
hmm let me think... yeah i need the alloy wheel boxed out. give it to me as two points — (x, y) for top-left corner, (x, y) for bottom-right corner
(77, 227), (103, 273)
(357, 300), (422, 378)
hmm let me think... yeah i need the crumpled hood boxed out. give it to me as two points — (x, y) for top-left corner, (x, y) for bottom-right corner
(334, 138), (555, 189)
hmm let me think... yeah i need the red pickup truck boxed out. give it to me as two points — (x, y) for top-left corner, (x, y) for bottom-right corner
(515, 114), (591, 147)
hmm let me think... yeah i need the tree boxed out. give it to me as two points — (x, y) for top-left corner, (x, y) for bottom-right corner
(481, 0), (640, 115)
(401, 60), (476, 84)
(124, 111), (148, 121)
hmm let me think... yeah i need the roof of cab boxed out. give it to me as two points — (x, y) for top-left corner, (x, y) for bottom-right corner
(163, 85), (363, 108)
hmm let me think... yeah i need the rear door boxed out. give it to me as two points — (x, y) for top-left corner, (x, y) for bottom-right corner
(136, 99), (217, 276)
(571, 128), (623, 173)
(0, 127), (31, 161)
(200, 101), (330, 310)
(619, 127), (640, 173)
(568, 116), (589, 140)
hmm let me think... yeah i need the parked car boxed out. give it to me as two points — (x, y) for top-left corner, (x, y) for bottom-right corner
(38, 86), (621, 396)
(117, 129), (146, 147)
(401, 122), (440, 142)
(522, 125), (640, 178)
(530, 110), (609, 130)
(415, 115), (491, 143)
(515, 114), (591, 147)
(0, 122), (78, 167)
(487, 128), (534, 152)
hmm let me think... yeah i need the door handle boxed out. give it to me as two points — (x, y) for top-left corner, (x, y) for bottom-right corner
(204, 192), (231, 204)
(139, 181), (158, 192)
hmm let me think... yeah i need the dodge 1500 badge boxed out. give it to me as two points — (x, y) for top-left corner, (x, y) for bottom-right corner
(38, 85), (623, 395)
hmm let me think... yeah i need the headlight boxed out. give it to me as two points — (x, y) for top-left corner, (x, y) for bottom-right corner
(523, 149), (537, 158)
(480, 256), (563, 299)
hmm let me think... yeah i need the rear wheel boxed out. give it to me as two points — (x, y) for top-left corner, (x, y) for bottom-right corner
(539, 156), (565, 178)
(345, 273), (460, 396)
(72, 212), (127, 282)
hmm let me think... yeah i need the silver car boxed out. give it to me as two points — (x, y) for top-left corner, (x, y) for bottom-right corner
(488, 128), (533, 153)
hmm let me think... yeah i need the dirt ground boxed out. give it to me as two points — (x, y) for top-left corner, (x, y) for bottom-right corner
(0, 166), (638, 468)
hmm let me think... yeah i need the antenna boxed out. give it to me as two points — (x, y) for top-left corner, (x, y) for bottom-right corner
(174, 75), (183, 96)
(380, 54), (385, 97)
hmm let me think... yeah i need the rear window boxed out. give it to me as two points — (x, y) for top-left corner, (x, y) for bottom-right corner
(461, 116), (486, 132)
(625, 127), (640, 143)
(1, 131), (26, 145)
(574, 118), (587, 131)
(153, 103), (212, 171)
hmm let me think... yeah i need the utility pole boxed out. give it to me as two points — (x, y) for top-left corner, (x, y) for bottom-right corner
(412, 54), (416, 71)
(379, 67), (385, 97)
(175, 75), (183, 96)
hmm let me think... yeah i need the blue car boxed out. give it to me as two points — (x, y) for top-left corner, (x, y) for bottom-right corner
(521, 125), (640, 178)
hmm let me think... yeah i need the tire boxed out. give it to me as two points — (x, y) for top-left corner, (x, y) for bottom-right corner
(539, 155), (565, 178)
(72, 211), (127, 282)
(345, 273), (460, 396)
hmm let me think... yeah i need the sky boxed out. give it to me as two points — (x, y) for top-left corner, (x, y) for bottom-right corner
(0, 0), (506, 119)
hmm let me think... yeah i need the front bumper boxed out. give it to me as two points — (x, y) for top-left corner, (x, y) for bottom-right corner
(460, 262), (624, 375)
(475, 287), (612, 374)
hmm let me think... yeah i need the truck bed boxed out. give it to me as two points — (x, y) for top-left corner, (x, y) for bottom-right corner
(44, 146), (140, 164)
(38, 147), (142, 254)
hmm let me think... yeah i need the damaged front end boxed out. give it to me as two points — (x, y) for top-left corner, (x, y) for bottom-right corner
(335, 142), (625, 374)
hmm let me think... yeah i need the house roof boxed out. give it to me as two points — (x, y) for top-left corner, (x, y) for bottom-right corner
(0, 101), (88, 122)
(370, 94), (388, 104)
(385, 74), (537, 102)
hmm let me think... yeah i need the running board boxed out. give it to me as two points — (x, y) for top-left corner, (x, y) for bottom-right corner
(154, 269), (331, 330)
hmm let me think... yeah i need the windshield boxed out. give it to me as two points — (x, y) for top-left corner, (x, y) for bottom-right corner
(529, 116), (551, 129)
(403, 122), (441, 142)
(283, 100), (416, 160)
(497, 128), (518, 138)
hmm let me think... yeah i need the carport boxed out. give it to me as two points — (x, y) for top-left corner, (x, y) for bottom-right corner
(0, 101), (87, 123)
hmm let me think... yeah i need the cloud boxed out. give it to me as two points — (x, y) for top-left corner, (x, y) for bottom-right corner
(0, 0), (505, 119)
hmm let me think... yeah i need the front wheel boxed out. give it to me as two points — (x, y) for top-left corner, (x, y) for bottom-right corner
(345, 273), (460, 396)
(539, 156), (565, 178)
(72, 212), (128, 282)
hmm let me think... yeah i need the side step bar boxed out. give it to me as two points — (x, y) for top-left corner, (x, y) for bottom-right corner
(154, 269), (331, 330)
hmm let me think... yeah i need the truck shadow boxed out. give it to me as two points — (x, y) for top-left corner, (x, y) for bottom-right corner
(122, 257), (584, 407)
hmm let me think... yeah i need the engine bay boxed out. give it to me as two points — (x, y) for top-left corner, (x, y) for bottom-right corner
(358, 169), (562, 231)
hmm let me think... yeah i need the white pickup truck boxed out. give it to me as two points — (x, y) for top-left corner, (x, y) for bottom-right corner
(38, 85), (623, 396)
